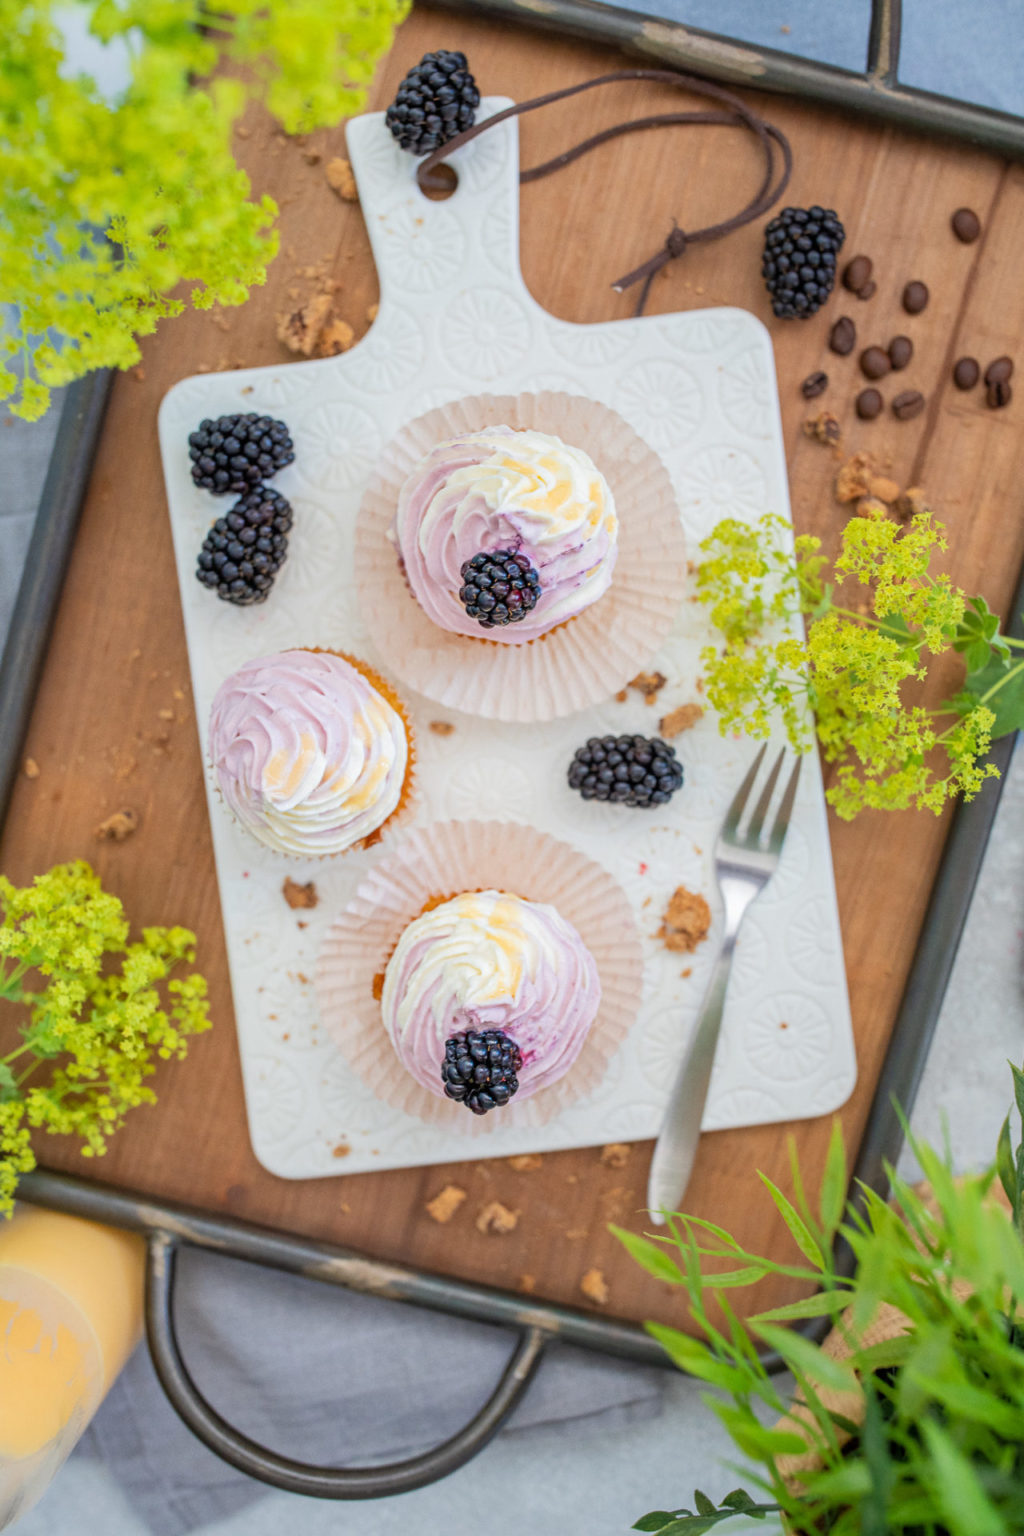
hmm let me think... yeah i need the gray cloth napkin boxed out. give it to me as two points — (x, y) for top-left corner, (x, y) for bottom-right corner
(76, 1248), (665, 1536)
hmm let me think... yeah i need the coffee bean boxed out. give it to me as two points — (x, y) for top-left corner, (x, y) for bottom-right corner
(888, 336), (913, 371)
(953, 357), (980, 390)
(801, 370), (829, 400)
(902, 281), (929, 314)
(951, 207), (981, 243)
(860, 346), (891, 380)
(984, 355), (1014, 385)
(892, 389), (926, 420)
(842, 255), (873, 293)
(856, 388), (883, 420)
(987, 379), (1012, 409)
(856, 280), (877, 301)
(829, 316), (857, 356)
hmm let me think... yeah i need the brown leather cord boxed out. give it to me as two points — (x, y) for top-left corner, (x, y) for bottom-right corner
(418, 69), (793, 316)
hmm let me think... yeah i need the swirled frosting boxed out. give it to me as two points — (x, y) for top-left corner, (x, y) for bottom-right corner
(208, 650), (409, 857)
(390, 427), (618, 643)
(381, 890), (601, 1100)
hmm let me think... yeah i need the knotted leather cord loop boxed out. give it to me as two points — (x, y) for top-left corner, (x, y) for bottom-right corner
(418, 70), (793, 317)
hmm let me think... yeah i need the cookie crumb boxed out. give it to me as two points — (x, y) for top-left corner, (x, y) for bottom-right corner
(803, 409), (841, 446)
(95, 809), (139, 842)
(282, 877), (318, 910)
(894, 485), (930, 522)
(658, 885), (712, 953)
(614, 688), (628, 703)
(366, 302), (379, 324)
(302, 147), (322, 165)
(429, 720), (456, 736)
(518, 1273), (537, 1294)
(508, 1153), (542, 1172)
(659, 703), (703, 739)
(275, 291), (333, 356)
(867, 474), (900, 504)
(855, 496), (889, 519)
(601, 1143), (631, 1169)
(629, 671), (668, 703)
(23, 757), (39, 779)
(426, 1184), (466, 1224)
(325, 157), (359, 201)
(476, 1200), (518, 1235)
(835, 450), (876, 504)
(332, 1142), (351, 1159)
(315, 316), (355, 358)
(580, 1268), (609, 1305)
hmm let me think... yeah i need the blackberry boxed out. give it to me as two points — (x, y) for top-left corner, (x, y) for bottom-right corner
(188, 413), (295, 495)
(196, 486), (293, 606)
(761, 206), (845, 320)
(442, 1027), (522, 1115)
(385, 49), (480, 156)
(459, 549), (541, 629)
(568, 734), (684, 808)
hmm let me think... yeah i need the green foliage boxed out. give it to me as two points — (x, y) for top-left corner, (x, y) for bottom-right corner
(0, 861), (211, 1213)
(695, 509), (1022, 819)
(617, 1067), (1024, 1535)
(1, 0), (407, 418)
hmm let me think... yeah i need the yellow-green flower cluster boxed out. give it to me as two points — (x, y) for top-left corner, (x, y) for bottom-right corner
(697, 507), (1005, 820)
(1, 0), (408, 419)
(0, 862), (211, 1214)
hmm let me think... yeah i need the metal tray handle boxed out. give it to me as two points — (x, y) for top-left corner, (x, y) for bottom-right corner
(145, 1231), (547, 1498)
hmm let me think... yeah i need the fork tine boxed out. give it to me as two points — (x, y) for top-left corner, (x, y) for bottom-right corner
(767, 755), (803, 853)
(720, 743), (767, 839)
(746, 749), (785, 843)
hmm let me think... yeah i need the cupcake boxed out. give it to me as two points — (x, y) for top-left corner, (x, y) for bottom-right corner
(379, 889), (602, 1113)
(389, 426), (618, 644)
(208, 649), (412, 857)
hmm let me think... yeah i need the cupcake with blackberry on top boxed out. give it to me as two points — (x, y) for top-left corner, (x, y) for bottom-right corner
(208, 648), (414, 857)
(355, 392), (687, 723)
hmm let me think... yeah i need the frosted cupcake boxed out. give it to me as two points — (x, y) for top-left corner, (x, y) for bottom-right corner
(208, 649), (412, 857)
(389, 426), (618, 643)
(380, 889), (602, 1113)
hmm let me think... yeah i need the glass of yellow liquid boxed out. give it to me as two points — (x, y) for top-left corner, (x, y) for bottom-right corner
(0, 1205), (144, 1529)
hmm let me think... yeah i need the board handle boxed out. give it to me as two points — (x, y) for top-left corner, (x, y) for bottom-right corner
(144, 1232), (547, 1498)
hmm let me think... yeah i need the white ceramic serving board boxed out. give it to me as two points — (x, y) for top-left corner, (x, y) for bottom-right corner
(158, 100), (856, 1180)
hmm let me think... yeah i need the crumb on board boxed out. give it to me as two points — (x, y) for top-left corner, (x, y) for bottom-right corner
(23, 757), (39, 779)
(658, 885), (712, 953)
(95, 809), (139, 842)
(325, 156), (359, 201)
(614, 688), (628, 703)
(681, 966), (692, 979)
(302, 147), (322, 165)
(518, 1273), (537, 1294)
(659, 703), (703, 740)
(332, 1142), (351, 1159)
(426, 1184), (467, 1224)
(895, 485), (930, 521)
(476, 1201), (518, 1235)
(580, 1268), (609, 1306)
(835, 450), (876, 504)
(316, 317), (355, 358)
(802, 409), (841, 446)
(276, 291), (334, 356)
(867, 474), (900, 504)
(282, 877), (318, 910)
(601, 1143), (631, 1169)
(366, 302), (379, 323)
(629, 670), (668, 703)
(855, 496), (889, 519)
(508, 1153), (543, 1172)
(429, 720), (456, 736)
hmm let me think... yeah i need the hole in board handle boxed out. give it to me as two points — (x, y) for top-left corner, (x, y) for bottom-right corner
(416, 162), (458, 201)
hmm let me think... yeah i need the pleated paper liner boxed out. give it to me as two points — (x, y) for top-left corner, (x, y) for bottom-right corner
(353, 391), (687, 723)
(207, 647), (418, 861)
(315, 819), (644, 1132)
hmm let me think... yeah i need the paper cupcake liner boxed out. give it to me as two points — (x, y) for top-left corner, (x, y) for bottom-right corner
(354, 392), (687, 722)
(207, 646), (418, 861)
(315, 819), (644, 1131)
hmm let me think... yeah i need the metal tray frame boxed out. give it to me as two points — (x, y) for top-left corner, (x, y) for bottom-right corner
(2, 0), (1023, 1485)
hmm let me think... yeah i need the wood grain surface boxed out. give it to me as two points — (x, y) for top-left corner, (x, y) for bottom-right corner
(3, 10), (1023, 1333)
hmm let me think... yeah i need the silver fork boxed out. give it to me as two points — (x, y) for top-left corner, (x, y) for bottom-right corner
(646, 745), (802, 1224)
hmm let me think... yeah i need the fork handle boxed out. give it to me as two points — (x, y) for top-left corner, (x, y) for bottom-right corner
(645, 937), (738, 1224)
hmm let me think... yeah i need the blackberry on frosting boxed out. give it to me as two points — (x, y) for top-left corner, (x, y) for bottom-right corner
(390, 427), (618, 645)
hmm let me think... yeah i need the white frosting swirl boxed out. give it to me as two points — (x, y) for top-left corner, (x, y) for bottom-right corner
(390, 427), (618, 643)
(381, 890), (601, 1100)
(208, 650), (408, 857)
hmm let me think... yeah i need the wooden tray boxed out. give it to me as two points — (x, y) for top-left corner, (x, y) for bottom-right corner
(4, 11), (1024, 1334)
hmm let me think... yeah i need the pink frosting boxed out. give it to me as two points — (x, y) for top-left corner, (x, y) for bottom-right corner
(380, 890), (602, 1100)
(389, 427), (618, 644)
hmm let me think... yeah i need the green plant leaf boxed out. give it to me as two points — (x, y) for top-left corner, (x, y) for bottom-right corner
(751, 1323), (857, 1396)
(996, 1112), (1017, 1210)
(749, 1290), (847, 1323)
(633, 1514), (681, 1532)
(644, 1324), (746, 1391)
(756, 1174), (825, 1267)
(694, 1491), (715, 1516)
(818, 1120), (848, 1240)
(610, 1226), (684, 1284)
(960, 652), (1024, 737)
(714, 1403), (809, 1462)
(920, 1420), (1006, 1536)
(0, 1063), (17, 1104)
(721, 1489), (759, 1512)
